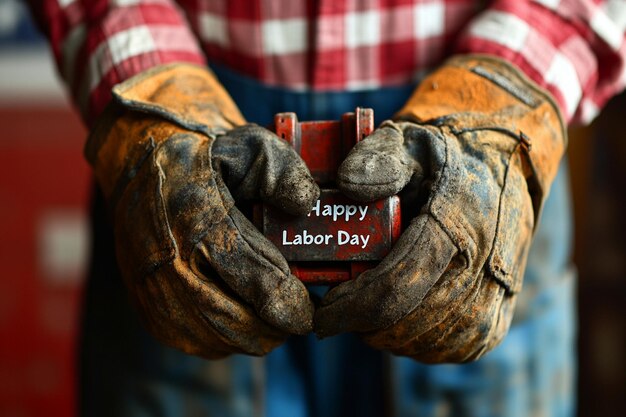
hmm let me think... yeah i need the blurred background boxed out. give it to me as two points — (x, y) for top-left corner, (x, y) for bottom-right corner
(0, 0), (624, 416)
(0, 1), (89, 416)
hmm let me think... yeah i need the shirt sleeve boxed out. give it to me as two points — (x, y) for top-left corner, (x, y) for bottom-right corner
(455, 0), (626, 124)
(27, 0), (206, 126)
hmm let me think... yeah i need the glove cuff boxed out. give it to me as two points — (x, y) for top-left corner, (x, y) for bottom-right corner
(395, 54), (564, 133)
(111, 63), (245, 134)
(395, 54), (567, 221)
(85, 63), (245, 200)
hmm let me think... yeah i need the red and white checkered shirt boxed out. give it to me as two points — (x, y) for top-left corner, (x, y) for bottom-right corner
(30, 0), (626, 125)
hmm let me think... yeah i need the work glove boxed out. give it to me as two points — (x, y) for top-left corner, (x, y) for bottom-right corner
(315, 55), (566, 362)
(86, 64), (319, 359)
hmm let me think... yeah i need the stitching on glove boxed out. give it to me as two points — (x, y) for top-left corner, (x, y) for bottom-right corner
(228, 206), (287, 275)
(470, 66), (539, 108)
(130, 148), (179, 279)
(426, 127), (477, 256)
(109, 136), (157, 209)
(485, 144), (517, 291)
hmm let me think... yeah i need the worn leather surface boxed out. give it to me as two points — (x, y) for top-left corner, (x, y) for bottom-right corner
(87, 64), (319, 359)
(315, 55), (566, 363)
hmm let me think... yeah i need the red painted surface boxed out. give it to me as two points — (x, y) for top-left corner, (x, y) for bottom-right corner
(261, 109), (401, 284)
(0, 107), (90, 417)
(260, 189), (400, 262)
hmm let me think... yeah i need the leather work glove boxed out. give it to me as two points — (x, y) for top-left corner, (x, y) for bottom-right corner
(86, 64), (319, 359)
(315, 55), (566, 362)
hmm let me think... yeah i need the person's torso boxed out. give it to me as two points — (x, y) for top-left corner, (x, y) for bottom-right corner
(177, 0), (484, 92)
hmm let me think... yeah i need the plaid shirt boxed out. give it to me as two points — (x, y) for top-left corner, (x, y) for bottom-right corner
(31, 0), (626, 126)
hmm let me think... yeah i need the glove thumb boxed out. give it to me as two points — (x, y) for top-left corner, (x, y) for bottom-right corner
(212, 124), (320, 216)
(337, 121), (415, 201)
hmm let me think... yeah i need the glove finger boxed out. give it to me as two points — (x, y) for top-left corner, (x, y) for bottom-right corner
(133, 258), (286, 358)
(359, 265), (480, 357)
(212, 124), (320, 215)
(198, 205), (315, 335)
(314, 214), (457, 337)
(392, 277), (512, 363)
(425, 278), (511, 362)
(337, 123), (415, 202)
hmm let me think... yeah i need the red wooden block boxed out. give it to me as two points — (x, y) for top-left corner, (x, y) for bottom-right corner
(258, 189), (400, 262)
(256, 108), (402, 284)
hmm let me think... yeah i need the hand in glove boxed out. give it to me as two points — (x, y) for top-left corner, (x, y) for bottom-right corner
(87, 64), (319, 359)
(315, 55), (566, 362)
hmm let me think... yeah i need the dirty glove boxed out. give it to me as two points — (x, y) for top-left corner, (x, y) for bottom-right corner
(86, 64), (319, 359)
(315, 55), (566, 362)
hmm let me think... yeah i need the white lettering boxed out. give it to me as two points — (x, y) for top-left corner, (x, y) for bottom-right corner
(281, 230), (336, 246)
(308, 200), (321, 217)
(282, 230), (292, 245)
(338, 230), (350, 245)
(358, 205), (368, 221)
(306, 199), (370, 223)
(334, 205), (345, 222)
(346, 205), (357, 221)
(336, 230), (371, 248)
